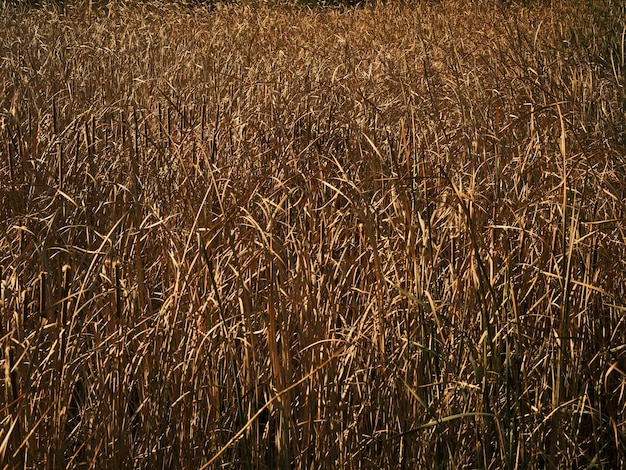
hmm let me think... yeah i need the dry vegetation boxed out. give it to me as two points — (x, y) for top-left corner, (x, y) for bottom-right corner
(1, 0), (625, 467)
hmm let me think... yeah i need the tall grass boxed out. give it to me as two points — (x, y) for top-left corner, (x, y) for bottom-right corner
(1, 0), (625, 467)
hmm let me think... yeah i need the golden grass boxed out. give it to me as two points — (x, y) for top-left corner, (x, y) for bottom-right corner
(1, 0), (625, 467)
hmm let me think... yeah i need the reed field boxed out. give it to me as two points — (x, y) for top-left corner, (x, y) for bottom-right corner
(1, 0), (625, 467)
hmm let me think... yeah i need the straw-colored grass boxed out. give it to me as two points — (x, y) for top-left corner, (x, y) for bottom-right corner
(1, 0), (625, 467)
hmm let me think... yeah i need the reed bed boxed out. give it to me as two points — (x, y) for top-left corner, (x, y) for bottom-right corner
(1, 0), (625, 467)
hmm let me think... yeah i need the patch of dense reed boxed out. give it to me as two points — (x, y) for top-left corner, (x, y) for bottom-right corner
(1, 0), (625, 467)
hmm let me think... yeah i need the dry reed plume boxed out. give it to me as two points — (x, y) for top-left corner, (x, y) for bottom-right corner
(1, 0), (625, 467)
